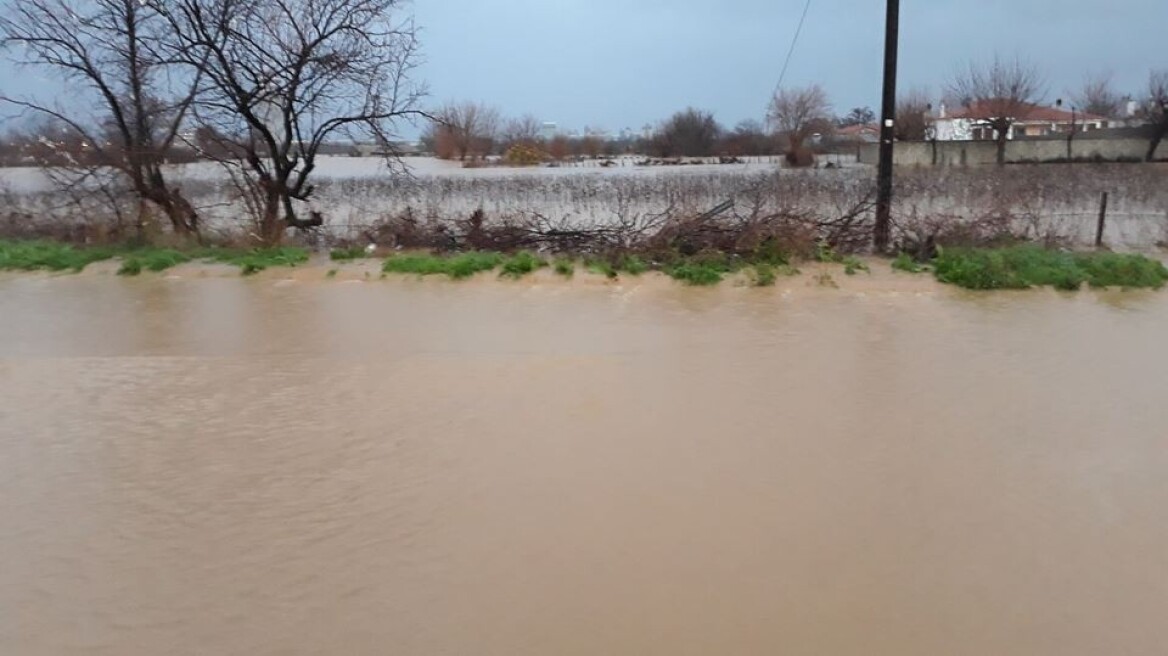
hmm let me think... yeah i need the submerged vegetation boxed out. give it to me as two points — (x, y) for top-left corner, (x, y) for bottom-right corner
(891, 252), (928, 273)
(2, 238), (1165, 292)
(933, 246), (1168, 290)
(329, 246), (369, 261)
(382, 251), (504, 279)
(499, 251), (547, 278)
(0, 240), (309, 276)
(0, 240), (117, 272)
(117, 249), (191, 276)
(552, 257), (575, 278)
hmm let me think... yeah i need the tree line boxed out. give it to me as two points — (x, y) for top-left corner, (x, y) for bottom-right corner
(424, 59), (1166, 168)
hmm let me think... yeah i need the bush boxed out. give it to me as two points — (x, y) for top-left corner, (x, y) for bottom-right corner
(503, 144), (546, 167)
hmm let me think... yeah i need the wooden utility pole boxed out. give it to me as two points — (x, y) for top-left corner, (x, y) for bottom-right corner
(874, 0), (900, 252)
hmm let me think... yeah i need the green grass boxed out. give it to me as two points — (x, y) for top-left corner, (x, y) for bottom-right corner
(892, 252), (927, 273)
(499, 251), (547, 278)
(0, 240), (117, 272)
(616, 254), (649, 275)
(553, 257), (575, 278)
(814, 241), (841, 263)
(117, 249), (191, 276)
(933, 246), (1168, 291)
(0, 240), (309, 276)
(842, 256), (870, 276)
(326, 268), (338, 279)
(585, 258), (618, 279)
(198, 246), (310, 275)
(751, 263), (777, 287)
(382, 251), (504, 279)
(330, 246), (368, 261)
(665, 251), (746, 286)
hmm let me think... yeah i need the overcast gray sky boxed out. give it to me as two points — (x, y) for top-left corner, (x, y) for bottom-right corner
(1, 0), (1164, 134)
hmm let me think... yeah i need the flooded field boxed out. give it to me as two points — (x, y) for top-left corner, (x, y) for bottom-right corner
(2, 272), (1167, 655)
(4, 159), (1167, 249)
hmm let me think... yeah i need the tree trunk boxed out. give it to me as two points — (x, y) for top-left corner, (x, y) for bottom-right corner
(1147, 127), (1166, 162)
(996, 134), (1007, 166)
(260, 190), (284, 246)
(160, 192), (200, 242)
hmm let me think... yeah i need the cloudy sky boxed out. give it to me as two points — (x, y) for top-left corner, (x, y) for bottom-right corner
(1, 0), (1163, 134)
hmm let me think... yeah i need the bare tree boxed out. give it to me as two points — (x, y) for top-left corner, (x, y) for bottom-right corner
(1070, 71), (1123, 119)
(767, 85), (832, 166)
(948, 55), (1045, 165)
(1, 0), (202, 241)
(501, 114), (542, 150)
(722, 119), (771, 157)
(1142, 70), (1168, 162)
(895, 88), (932, 141)
(154, 0), (425, 245)
(432, 101), (500, 161)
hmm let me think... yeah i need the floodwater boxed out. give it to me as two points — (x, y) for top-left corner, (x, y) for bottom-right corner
(2, 271), (1167, 656)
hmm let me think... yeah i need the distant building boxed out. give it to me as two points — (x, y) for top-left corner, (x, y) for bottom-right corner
(540, 122), (558, 141)
(930, 101), (1108, 141)
(349, 141), (422, 157)
(835, 123), (880, 144)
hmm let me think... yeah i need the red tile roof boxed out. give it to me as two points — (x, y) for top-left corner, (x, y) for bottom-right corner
(837, 123), (879, 136)
(947, 101), (1105, 122)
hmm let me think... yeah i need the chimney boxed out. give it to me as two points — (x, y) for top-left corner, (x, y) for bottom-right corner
(938, 102), (947, 119)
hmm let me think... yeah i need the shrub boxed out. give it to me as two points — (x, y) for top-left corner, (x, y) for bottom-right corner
(503, 144), (546, 167)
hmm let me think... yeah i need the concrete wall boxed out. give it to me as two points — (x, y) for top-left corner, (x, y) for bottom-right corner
(859, 137), (1164, 166)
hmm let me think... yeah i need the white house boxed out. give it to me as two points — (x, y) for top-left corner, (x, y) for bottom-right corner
(930, 101), (1107, 141)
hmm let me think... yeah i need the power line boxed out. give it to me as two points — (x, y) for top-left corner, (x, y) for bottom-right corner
(772, 0), (814, 97)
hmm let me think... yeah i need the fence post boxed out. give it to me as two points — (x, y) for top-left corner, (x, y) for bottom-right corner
(1095, 191), (1108, 248)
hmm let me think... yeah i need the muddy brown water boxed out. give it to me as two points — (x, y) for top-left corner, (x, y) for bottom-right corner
(2, 270), (1167, 655)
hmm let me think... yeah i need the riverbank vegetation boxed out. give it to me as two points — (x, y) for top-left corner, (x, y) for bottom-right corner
(0, 241), (311, 276)
(2, 238), (1165, 291)
(932, 246), (1168, 290)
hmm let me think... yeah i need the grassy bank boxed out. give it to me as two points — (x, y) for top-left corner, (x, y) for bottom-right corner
(0, 240), (311, 276)
(930, 246), (1168, 290)
(3, 238), (1165, 291)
